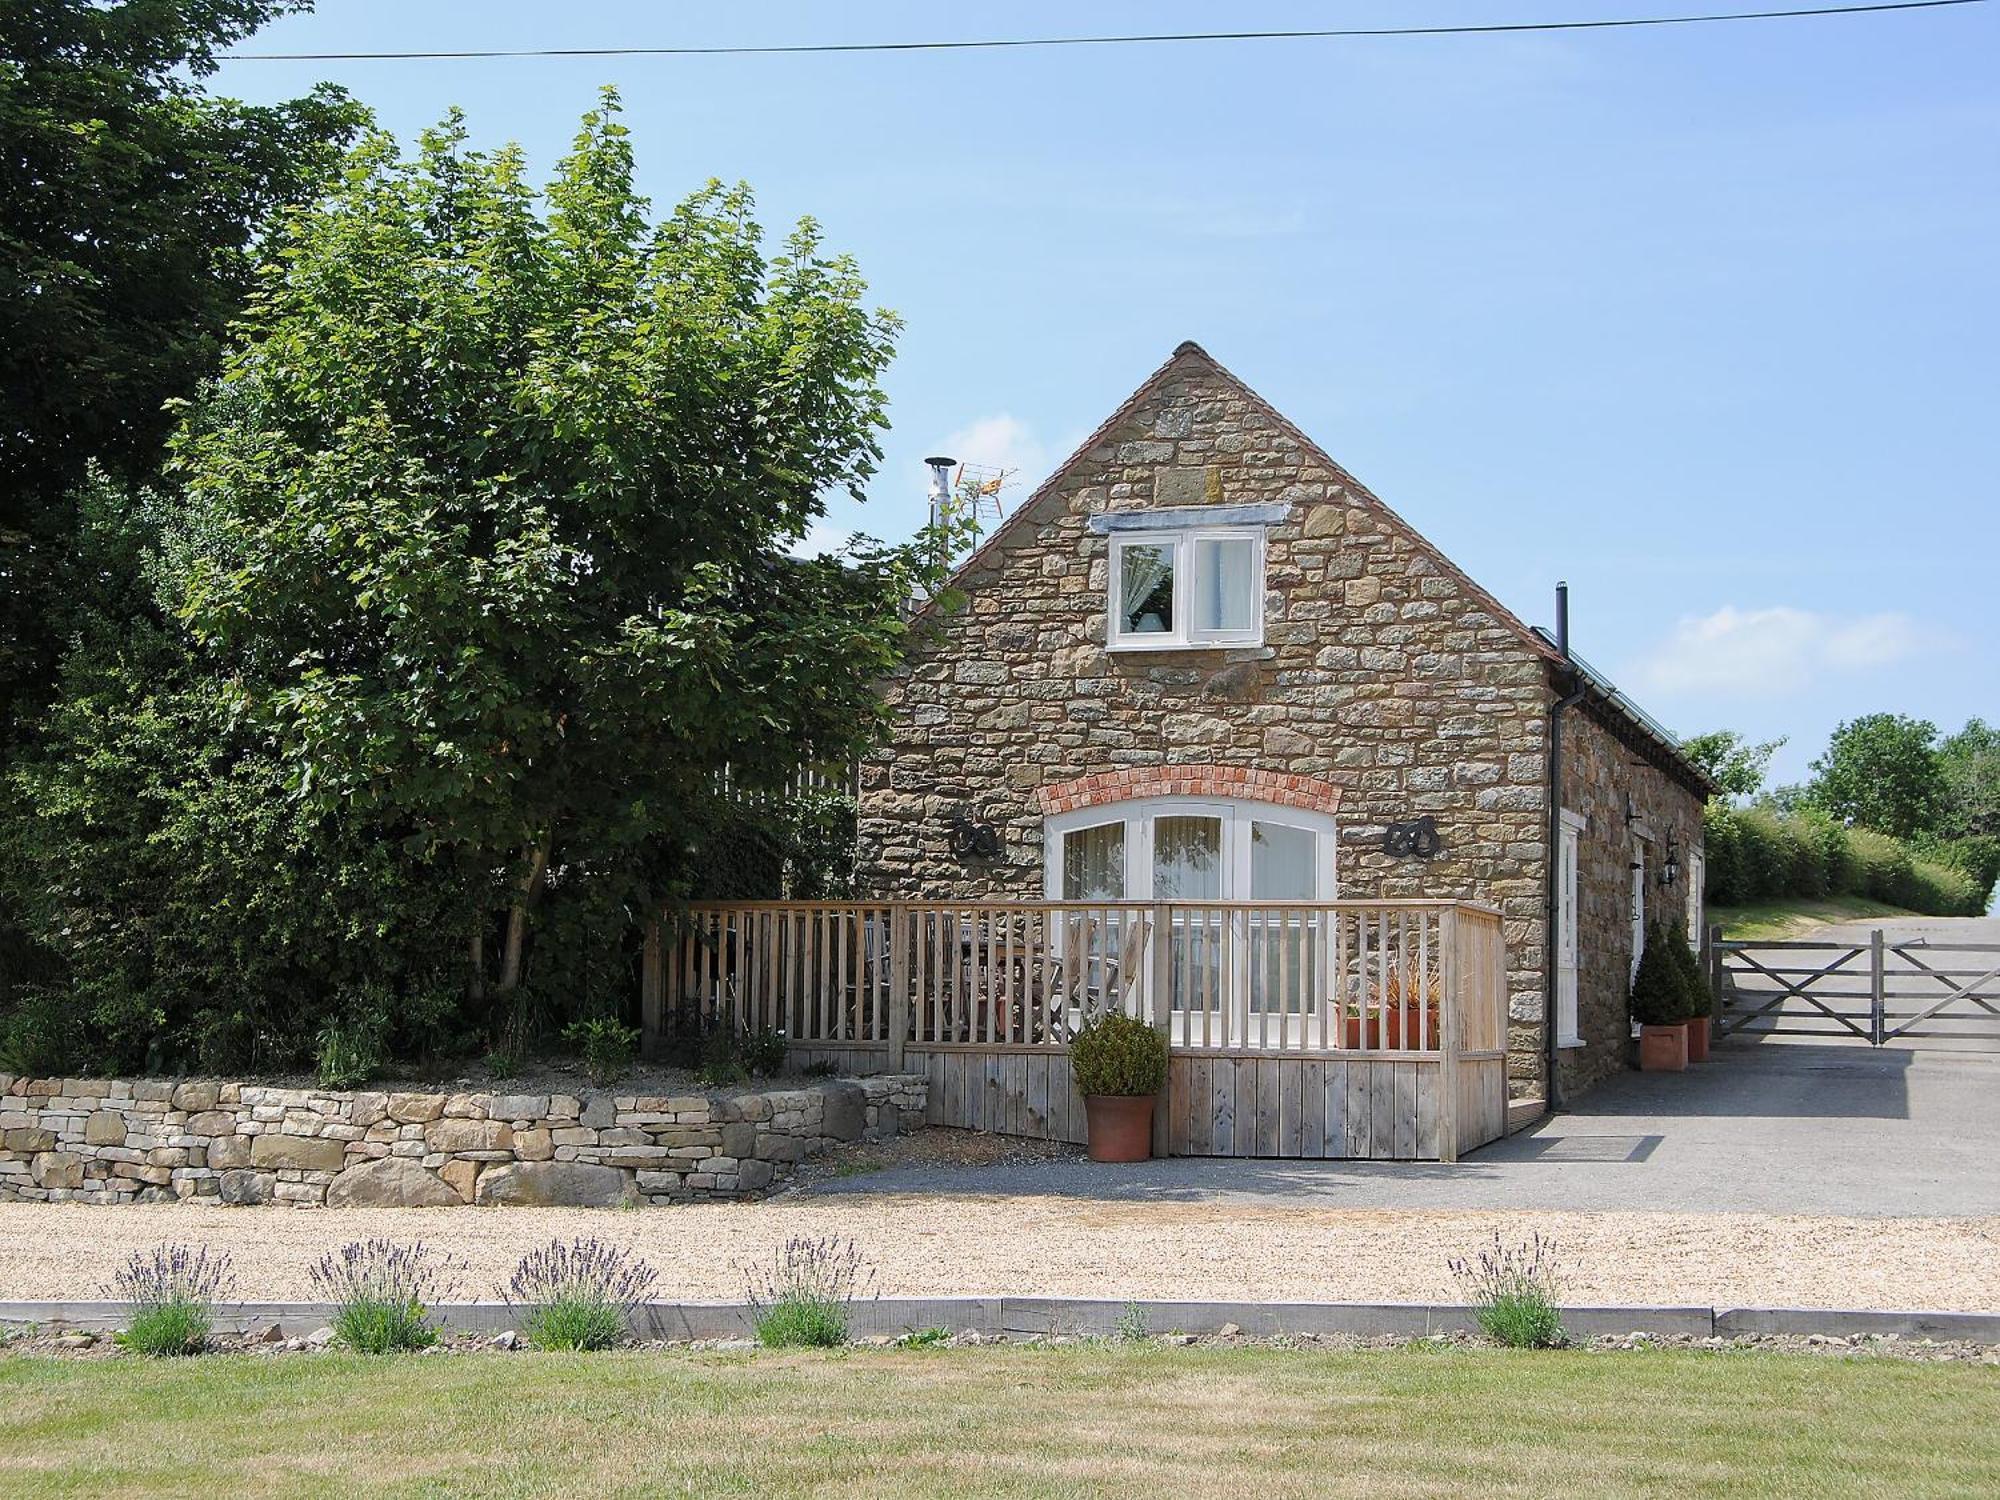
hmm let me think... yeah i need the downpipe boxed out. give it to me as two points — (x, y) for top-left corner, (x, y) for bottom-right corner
(1545, 583), (1585, 1114)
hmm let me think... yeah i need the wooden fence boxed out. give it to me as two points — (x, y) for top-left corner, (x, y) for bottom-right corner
(642, 900), (1512, 1161)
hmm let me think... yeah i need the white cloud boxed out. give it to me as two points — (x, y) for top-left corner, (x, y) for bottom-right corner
(1629, 605), (1941, 698)
(932, 413), (1050, 494)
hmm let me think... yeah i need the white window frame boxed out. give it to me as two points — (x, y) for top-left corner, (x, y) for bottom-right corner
(1629, 835), (1650, 986)
(1044, 795), (1336, 902)
(1684, 847), (1705, 948)
(1106, 527), (1265, 651)
(1556, 809), (1586, 1047)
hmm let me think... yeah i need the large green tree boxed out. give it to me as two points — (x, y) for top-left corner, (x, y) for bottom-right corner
(1679, 729), (1785, 802)
(0, 0), (363, 733)
(1938, 718), (2000, 841)
(172, 93), (927, 1006)
(1804, 713), (1946, 840)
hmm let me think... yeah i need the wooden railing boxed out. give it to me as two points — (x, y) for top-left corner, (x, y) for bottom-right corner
(645, 899), (1508, 1068)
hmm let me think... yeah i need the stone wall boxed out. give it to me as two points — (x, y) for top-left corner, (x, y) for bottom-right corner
(0, 1074), (925, 1209)
(1559, 705), (1709, 1097)
(857, 343), (1558, 1093)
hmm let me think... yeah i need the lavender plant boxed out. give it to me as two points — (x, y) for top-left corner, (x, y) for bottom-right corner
(742, 1236), (873, 1347)
(106, 1245), (235, 1357)
(1447, 1232), (1569, 1349)
(307, 1239), (464, 1353)
(503, 1238), (659, 1351)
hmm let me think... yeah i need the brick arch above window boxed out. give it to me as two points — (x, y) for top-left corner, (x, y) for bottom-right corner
(1037, 765), (1343, 818)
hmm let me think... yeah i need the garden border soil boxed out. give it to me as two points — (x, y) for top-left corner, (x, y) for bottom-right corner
(4, 1297), (1997, 1343)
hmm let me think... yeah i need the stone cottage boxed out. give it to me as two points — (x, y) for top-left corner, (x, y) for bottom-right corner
(856, 342), (1713, 1105)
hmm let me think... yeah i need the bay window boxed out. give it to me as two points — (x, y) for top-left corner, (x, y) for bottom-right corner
(1046, 797), (1335, 906)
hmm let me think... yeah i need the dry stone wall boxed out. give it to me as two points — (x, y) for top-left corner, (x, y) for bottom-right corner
(0, 1074), (924, 1208)
(858, 344), (1557, 1092)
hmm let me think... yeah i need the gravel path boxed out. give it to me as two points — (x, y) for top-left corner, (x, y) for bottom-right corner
(3, 1200), (1995, 1311)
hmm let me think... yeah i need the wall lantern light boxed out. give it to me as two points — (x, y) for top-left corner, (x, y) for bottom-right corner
(1660, 836), (1681, 889)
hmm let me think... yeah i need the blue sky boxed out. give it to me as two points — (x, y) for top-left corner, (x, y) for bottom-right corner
(212, 1), (1998, 788)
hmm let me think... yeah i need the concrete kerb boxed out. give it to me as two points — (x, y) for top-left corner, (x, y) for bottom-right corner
(2, 1298), (1994, 1343)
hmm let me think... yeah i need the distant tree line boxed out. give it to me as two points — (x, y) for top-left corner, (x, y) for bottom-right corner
(1682, 717), (1999, 917)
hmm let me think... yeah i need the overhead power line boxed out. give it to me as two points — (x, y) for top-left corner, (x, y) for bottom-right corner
(224, 1), (1990, 63)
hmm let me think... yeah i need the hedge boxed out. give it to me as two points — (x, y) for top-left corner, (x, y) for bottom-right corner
(1704, 805), (1991, 916)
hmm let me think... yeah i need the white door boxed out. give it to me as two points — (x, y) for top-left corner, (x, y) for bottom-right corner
(1557, 813), (1582, 1045)
(1629, 844), (1647, 984)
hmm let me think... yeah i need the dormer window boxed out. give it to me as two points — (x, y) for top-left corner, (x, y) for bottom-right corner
(1108, 527), (1264, 649)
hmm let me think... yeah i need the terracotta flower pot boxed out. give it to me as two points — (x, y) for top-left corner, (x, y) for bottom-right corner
(1686, 1015), (1711, 1063)
(1638, 1023), (1688, 1072)
(1083, 1094), (1156, 1162)
(1342, 1005), (1441, 1050)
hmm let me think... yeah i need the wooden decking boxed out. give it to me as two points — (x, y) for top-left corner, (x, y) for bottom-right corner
(645, 899), (1512, 1162)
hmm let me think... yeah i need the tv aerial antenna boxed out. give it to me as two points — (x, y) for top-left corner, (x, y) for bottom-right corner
(950, 461), (1018, 530)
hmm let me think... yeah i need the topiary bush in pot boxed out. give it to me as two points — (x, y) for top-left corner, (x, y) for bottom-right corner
(1069, 1011), (1168, 1163)
(1666, 921), (1713, 1061)
(1630, 922), (1691, 1072)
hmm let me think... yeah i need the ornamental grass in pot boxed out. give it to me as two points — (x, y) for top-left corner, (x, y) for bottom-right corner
(1343, 964), (1441, 1050)
(1069, 1011), (1169, 1163)
(1630, 921), (1692, 1072)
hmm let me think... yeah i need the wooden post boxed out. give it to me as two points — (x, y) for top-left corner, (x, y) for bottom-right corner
(1148, 903), (1174, 1035)
(886, 903), (909, 1073)
(1706, 923), (1725, 1034)
(1149, 902), (1174, 1158)
(640, 916), (664, 1061)
(1436, 906), (1460, 1164)
(1870, 927), (1886, 1047)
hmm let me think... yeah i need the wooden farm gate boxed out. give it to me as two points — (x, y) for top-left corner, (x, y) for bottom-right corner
(1711, 926), (2000, 1051)
(645, 900), (1513, 1162)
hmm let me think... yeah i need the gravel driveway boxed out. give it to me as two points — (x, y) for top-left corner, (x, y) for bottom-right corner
(2, 1199), (1995, 1312)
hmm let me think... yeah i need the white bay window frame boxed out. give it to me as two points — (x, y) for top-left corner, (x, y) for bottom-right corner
(1107, 526), (1265, 651)
(1044, 797), (1337, 903)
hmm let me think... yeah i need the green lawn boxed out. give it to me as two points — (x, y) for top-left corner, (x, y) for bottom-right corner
(1711, 894), (1920, 942)
(2, 1346), (1995, 1498)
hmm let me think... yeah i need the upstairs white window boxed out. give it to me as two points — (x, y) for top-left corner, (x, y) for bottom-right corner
(1108, 528), (1263, 649)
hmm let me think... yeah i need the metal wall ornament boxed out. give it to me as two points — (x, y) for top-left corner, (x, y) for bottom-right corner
(946, 814), (1002, 861)
(1382, 816), (1444, 861)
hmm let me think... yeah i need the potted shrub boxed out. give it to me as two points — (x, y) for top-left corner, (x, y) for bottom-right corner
(1069, 1011), (1168, 1162)
(1630, 921), (1691, 1072)
(1669, 922), (1713, 1063)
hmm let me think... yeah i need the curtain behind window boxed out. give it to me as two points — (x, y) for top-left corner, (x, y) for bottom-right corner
(1062, 822), (1125, 899)
(1118, 543), (1175, 634)
(1193, 536), (1256, 634)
